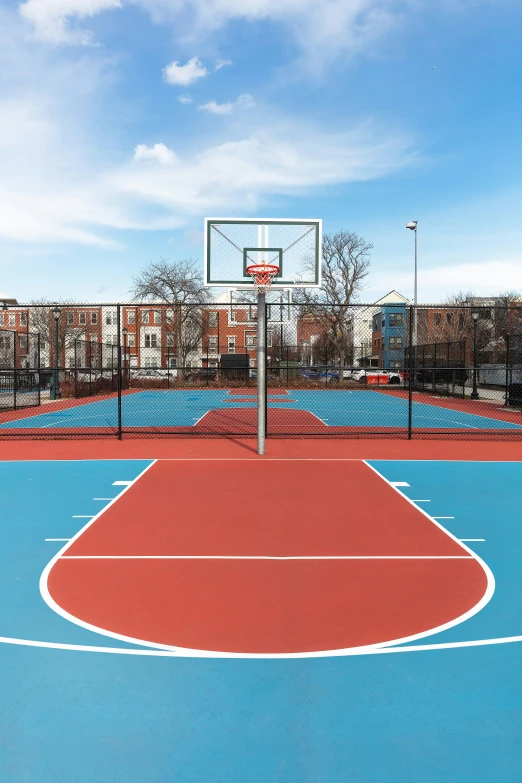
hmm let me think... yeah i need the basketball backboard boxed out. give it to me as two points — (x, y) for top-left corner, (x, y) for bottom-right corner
(204, 218), (322, 289)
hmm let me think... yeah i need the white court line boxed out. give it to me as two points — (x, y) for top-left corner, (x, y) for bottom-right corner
(7, 459), (513, 659)
(93, 498), (115, 500)
(36, 457), (494, 660)
(390, 481), (410, 487)
(433, 516), (455, 519)
(72, 515), (95, 519)
(460, 539), (486, 542)
(113, 480), (132, 486)
(60, 554), (474, 560)
(363, 461), (495, 653)
(412, 499), (430, 502)
(45, 538), (70, 542)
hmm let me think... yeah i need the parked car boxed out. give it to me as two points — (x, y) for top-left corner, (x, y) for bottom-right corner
(130, 369), (171, 379)
(184, 368), (217, 382)
(301, 366), (339, 382)
(349, 369), (403, 385)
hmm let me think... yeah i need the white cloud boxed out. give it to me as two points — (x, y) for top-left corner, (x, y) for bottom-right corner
(177, 93), (193, 104)
(214, 59), (232, 71)
(19, 0), (121, 44)
(199, 100), (233, 115)
(134, 143), (178, 165)
(199, 93), (255, 115)
(116, 123), (415, 215)
(163, 56), (208, 86)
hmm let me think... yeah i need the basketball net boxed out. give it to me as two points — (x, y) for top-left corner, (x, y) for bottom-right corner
(245, 263), (280, 294)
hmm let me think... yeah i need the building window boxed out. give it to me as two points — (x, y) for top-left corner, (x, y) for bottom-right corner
(208, 312), (218, 327)
(245, 333), (257, 348)
(249, 306), (258, 321)
(208, 336), (217, 352)
(227, 337), (236, 353)
(153, 310), (162, 325)
(389, 360), (402, 368)
(79, 312), (86, 325)
(144, 333), (158, 348)
(166, 332), (175, 347)
(389, 337), (403, 349)
(127, 334), (135, 347)
(8, 314), (15, 326)
(106, 313), (113, 325)
(91, 312), (98, 324)
(229, 309), (236, 322)
(144, 358), (158, 369)
(68, 357), (75, 368)
(389, 313), (404, 327)
(446, 312), (453, 324)
(169, 357), (177, 368)
(127, 310), (136, 324)
(141, 311), (149, 324)
(19, 336), (27, 351)
(67, 312), (74, 325)
(20, 313), (27, 326)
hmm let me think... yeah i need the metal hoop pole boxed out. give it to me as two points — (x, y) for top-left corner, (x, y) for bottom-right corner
(257, 291), (266, 455)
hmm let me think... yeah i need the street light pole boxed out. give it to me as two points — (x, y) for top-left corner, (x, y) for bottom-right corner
(471, 310), (479, 399)
(51, 306), (61, 400)
(406, 221), (418, 346)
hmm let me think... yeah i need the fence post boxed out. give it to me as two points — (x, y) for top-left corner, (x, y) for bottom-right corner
(13, 329), (17, 411)
(431, 343), (437, 394)
(408, 306), (413, 439)
(37, 332), (41, 407)
(504, 334), (510, 407)
(463, 337), (467, 398)
(117, 304), (122, 440)
(74, 339), (78, 398)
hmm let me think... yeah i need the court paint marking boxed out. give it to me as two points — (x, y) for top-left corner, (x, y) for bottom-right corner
(362, 461), (496, 651)
(113, 481), (132, 485)
(45, 538), (70, 542)
(93, 498), (115, 500)
(391, 481), (410, 487)
(60, 554), (474, 560)
(461, 539), (486, 542)
(39, 459), (493, 659)
(434, 516), (455, 519)
(72, 515), (95, 519)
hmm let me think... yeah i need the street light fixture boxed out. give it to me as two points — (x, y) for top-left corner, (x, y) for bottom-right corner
(471, 309), (480, 399)
(51, 306), (61, 400)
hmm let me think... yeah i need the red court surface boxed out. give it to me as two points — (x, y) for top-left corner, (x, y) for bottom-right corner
(47, 460), (487, 654)
(2, 436), (522, 461)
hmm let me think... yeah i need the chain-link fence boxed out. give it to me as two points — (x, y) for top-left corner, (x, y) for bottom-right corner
(0, 327), (41, 411)
(0, 301), (521, 438)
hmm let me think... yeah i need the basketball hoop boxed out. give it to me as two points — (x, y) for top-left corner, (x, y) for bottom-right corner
(245, 263), (280, 293)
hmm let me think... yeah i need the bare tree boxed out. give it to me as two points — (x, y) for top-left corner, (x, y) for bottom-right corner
(130, 257), (212, 367)
(420, 290), (522, 365)
(28, 299), (87, 366)
(294, 230), (372, 367)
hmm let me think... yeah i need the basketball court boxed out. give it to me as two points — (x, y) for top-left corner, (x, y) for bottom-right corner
(2, 220), (522, 781)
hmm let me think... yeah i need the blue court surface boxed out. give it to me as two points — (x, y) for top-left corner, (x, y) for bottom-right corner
(1, 388), (520, 430)
(1, 457), (522, 782)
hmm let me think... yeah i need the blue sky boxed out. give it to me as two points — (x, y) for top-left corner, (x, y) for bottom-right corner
(1, 0), (522, 303)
